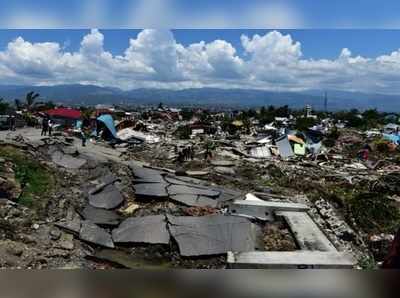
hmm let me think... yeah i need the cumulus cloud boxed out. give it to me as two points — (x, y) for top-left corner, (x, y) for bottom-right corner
(1, 29), (400, 94)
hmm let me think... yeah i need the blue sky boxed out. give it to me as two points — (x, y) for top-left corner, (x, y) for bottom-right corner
(1, 0), (400, 29)
(2, 29), (400, 60)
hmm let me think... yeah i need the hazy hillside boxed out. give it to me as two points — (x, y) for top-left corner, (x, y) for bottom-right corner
(0, 84), (399, 111)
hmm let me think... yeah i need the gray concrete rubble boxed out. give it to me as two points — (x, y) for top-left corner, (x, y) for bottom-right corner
(227, 197), (309, 221)
(130, 165), (165, 183)
(55, 212), (82, 235)
(276, 211), (337, 251)
(79, 220), (114, 249)
(51, 150), (87, 169)
(112, 215), (170, 244)
(167, 215), (259, 257)
(227, 251), (355, 269)
(167, 185), (220, 198)
(170, 194), (218, 208)
(133, 183), (169, 199)
(79, 205), (121, 226)
(88, 183), (124, 209)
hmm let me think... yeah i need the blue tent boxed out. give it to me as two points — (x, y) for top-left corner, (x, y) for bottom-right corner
(383, 133), (400, 145)
(97, 114), (118, 139)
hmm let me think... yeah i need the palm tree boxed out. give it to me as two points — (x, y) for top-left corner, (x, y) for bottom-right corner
(25, 91), (40, 110)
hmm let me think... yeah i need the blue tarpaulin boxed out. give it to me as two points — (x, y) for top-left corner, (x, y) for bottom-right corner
(383, 133), (400, 145)
(97, 114), (118, 139)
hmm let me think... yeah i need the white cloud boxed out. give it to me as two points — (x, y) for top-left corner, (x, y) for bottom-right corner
(1, 29), (400, 94)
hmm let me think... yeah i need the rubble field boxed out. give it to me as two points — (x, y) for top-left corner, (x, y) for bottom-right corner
(1, 122), (400, 269)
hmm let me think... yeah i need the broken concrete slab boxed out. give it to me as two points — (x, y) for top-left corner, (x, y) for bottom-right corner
(79, 220), (114, 248)
(227, 199), (309, 221)
(167, 215), (258, 256)
(134, 183), (169, 199)
(170, 194), (218, 208)
(130, 165), (165, 183)
(276, 211), (336, 252)
(88, 183), (124, 210)
(88, 175), (119, 195)
(79, 205), (121, 226)
(167, 185), (220, 198)
(227, 251), (355, 269)
(55, 214), (82, 235)
(51, 150), (87, 169)
(112, 215), (170, 244)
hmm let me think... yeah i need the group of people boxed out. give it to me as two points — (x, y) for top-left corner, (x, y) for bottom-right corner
(176, 145), (195, 162)
(41, 117), (54, 136)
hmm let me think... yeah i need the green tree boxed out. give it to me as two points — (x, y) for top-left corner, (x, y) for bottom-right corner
(0, 98), (10, 114)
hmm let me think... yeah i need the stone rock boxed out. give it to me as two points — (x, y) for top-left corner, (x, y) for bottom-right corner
(49, 228), (62, 241)
(58, 233), (75, 250)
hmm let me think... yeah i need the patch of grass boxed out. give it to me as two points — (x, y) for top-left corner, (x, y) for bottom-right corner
(346, 192), (400, 234)
(0, 146), (55, 211)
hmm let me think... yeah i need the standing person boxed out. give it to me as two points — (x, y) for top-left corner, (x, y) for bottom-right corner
(41, 117), (48, 136)
(382, 228), (400, 269)
(9, 115), (16, 131)
(81, 128), (87, 147)
(48, 119), (53, 136)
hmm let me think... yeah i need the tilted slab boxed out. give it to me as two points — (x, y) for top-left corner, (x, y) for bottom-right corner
(134, 183), (169, 199)
(130, 165), (165, 183)
(228, 200), (309, 221)
(51, 150), (87, 169)
(276, 211), (336, 251)
(167, 184), (220, 198)
(167, 215), (258, 257)
(112, 215), (170, 244)
(170, 194), (218, 208)
(88, 183), (124, 210)
(79, 220), (114, 248)
(79, 205), (121, 227)
(227, 251), (355, 269)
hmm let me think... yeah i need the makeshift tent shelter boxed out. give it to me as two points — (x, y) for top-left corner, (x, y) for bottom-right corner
(294, 143), (306, 155)
(276, 136), (294, 158)
(97, 114), (118, 139)
(383, 133), (400, 145)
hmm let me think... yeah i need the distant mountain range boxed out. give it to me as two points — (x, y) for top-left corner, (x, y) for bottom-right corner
(0, 84), (399, 111)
